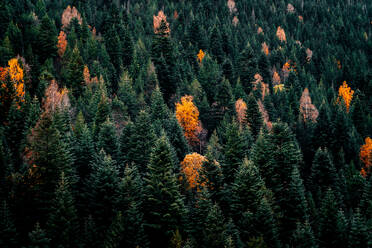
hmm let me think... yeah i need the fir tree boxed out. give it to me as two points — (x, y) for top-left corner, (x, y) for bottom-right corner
(0, 201), (17, 248)
(37, 15), (57, 62)
(238, 43), (256, 94)
(246, 94), (263, 138)
(143, 136), (185, 247)
(28, 222), (50, 248)
(46, 173), (79, 248)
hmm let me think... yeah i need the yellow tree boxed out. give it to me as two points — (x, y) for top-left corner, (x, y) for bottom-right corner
(197, 49), (205, 64)
(0, 58), (25, 112)
(180, 153), (207, 190)
(235, 99), (247, 126)
(360, 137), (372, 177)
(176, 95), (200, 145)
(337, 81), (354, 112)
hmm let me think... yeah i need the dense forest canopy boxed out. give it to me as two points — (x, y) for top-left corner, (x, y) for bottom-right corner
(0, 0), (371, 247)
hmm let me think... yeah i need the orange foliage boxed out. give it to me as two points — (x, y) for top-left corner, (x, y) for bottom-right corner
(360, 137), (372, 177)
(282, 60), (296, 80)
(262, 42), (269, 55)
(83, 65), (90, 84)
(252, 73), (269, 99)
(235, 99), (247, 126)
(337, 60), (342, 70)
(61, 5), (82, 29)
(43, 80), (70, 113)
(0, 58), (25, 108)
(153, 10), (170, 35)
(180, 153), (207, 190)
(57, 31), (67, 57)
(197, 49), (205, 64)
(176, 95), (201, 145)
(276, 26), (286, 42)
(299, 88), (319, 122)
(298, 15), (304, 22)
(173, 10), (179, 19)
(272, 69), (281, 85)
(337, 81), (354, 112)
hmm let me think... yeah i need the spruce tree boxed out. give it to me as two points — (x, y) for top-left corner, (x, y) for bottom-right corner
(238, 43), (257, 94)
(0, 201), (17, 248)
(28, 222), (50, 248)
(291, 221), (318, 248)
(66, 46), (84, 98)
(143, 136), (185, 247)
(46, 173), (79, 248)
(37, 15), (57, 62)
(97, 118), (119, 161)
(318, 189), (339, 248)
(203, 203), (226, 248)
(348, 209), (368, 248)
(246, 94), (263, 138)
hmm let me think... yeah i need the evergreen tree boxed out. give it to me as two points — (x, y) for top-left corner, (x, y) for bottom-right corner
(203, 204), (226, 248)
(318, 189), (339, 248)
(246, 94), (263, 138)
(66, 46), (84, 98)
(291, 221), (318, 248)
(238, 43), (256, 94)
(348, 209), (368, 248)
(0, 201), (17, 248)
(37, 15), (57, 62)
(143, 136), (185, 247)
(46, 173), (79, 248)
(97, 118), (119, 161)
(28, 222), (50, 248)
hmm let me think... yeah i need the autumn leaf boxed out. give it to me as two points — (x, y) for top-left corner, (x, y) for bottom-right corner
(276, 26), (286, 42)
(262, 42), (269, 56)
(360, 137), (372, 177)
(197, 49), (205, 64)
(61, 5), (82, 29)
(299, 88), (319, 122)
(235, 99), (247, 126)
(337, 81), (354, 112)
(153, 10), (170, 35)
(180, 153), (207, 190)
(43, 80), (70, 113)
(57, 31), (67, 57)
(176, 95), (201, 146)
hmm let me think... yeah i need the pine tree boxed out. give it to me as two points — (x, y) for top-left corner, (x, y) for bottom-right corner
(348, 209), (368, 248)
(85, 150), (119, 240)
(37, 15), (57, 62)
(120, 110), (156, 173)
(335, 209), (348, 248)
(46, 172), (79, 248)
(310, 148), (338, 201)
(0, 201), (17, 248)
(291, 221), (318, 248)
(318, 189), (339, 248)
(203, 203), (226, 248)
(143, 136), (185, 247)
(222, 119), (246, 184)
(103, 211), (124, 248)
(238, 43), (257, 94)
(117, 72), (139, 119)
(28, 222), (50, 248)
(66, 46), (84, 98)
(246, 94), (263, 138)
(97, 118), (119, 161)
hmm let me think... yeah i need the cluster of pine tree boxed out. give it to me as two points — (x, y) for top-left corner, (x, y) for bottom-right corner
(0, 0), (371, 247)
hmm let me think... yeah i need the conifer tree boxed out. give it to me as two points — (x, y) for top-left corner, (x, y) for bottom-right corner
(97, 118), (119, 161)
(291, 221), (318, 248)
(348, 209), (368, 248)
(238, 43), (256, 94)
(66, 46), (84, 98)
(37, 15), (58, 62)
(246, 94), (263, 138)
(28, 222), (50, 248)
(46, 173), (79, 248)
(203, 204), (226, 248)
(318, 189), (339, 248)
(143, 136), (185, 247)
(0, 201), (17, 248)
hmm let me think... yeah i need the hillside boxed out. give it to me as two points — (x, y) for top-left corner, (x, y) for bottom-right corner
(0, 0), (371, 247)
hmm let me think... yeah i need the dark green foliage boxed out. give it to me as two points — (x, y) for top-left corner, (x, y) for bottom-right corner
(37, 15), (57, 62)
(318, 189), (339, 248)
(143, 136), (185, 247)
(0, 201), (17, 248)
(246, 94), (263, 138)
(238, 43), (256, 94)
(97, 118), (119, 161)
(46, 173), (79, 248)
(65, 46), (84, 98)
(28, 222), (50, 248)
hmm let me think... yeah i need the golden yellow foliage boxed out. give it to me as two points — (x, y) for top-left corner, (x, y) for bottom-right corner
(180, 153), (207, 190)
(197, 49), (205, 64)
(235, 99), (247, 126)
(176, 95), (201, 145)
(273, 84), (285, 93)
(360, 137), (372, 177)
(0, 58), (25, 108)
(337, 81), (354, 112)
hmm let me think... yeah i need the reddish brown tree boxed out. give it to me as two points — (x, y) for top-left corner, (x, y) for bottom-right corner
(299, 88), (319, 122)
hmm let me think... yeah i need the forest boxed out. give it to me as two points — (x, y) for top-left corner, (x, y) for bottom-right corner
(0, 0), (371, 247)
